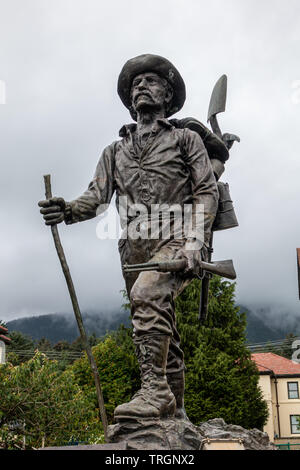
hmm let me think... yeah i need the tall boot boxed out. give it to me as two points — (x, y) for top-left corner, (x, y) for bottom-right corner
(114, 334), (176, 421)
(167, 369), (189, 420)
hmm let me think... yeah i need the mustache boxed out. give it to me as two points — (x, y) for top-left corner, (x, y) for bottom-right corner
(133, 91), (153, 103)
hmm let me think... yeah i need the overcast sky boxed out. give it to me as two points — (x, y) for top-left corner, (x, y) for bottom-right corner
(0, 0), (299, 326)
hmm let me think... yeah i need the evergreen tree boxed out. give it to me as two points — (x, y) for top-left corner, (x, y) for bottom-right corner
(53, 340), (72, 351)
(70, 333), (101, 352)
(71, 330), (139, 423)
(0, 352), (102, 449)
(7, 331), (34, 351)
(36, 337), (52, 351)
(6, 331), (35, 364)
(176, 276), (269, 430)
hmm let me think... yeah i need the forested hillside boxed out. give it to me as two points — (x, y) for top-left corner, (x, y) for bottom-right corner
(6, 306), (299, 345)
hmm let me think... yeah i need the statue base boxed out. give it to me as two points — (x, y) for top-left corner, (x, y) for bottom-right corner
(108, 417), (276, 450)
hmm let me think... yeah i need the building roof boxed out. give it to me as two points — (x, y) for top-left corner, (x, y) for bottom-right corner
(252, 352), (300, 376)
(0, 334), (11, 345)
(0, 325), (11, 344)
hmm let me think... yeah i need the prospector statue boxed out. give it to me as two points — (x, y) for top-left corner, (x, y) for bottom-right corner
(39, 54), (237, 424)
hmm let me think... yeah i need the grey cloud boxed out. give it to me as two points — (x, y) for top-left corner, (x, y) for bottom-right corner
(0, 0), (299, 324)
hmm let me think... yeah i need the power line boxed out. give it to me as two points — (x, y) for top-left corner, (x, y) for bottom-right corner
(7, 336), (300, 360)
(7, 349), (84, 360)
(247, 337), (300, 353)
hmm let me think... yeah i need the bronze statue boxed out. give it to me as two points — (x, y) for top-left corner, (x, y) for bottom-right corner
(39, 54), (234, 423)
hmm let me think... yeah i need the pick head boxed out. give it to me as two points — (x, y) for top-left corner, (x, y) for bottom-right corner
(207, 74), (227, 123)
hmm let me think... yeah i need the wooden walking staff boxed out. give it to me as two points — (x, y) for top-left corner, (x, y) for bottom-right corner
(43, 174), (108, 442)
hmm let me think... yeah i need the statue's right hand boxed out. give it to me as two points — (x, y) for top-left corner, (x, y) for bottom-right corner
(38, 197), (66, 225)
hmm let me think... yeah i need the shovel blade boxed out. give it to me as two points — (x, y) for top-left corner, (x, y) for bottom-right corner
(207, 74), (227, 122)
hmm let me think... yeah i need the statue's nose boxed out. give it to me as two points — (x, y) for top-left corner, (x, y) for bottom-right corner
(137, 78), (148, 89)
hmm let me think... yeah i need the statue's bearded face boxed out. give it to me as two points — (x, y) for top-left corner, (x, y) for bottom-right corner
(130, 72), (173, 116)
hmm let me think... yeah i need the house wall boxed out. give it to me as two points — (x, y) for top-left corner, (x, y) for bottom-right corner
(0, 340), (6, 364)
(258, 375), (300, 442)
(274, 377), (300, 439)
(258, 375), (275, 440)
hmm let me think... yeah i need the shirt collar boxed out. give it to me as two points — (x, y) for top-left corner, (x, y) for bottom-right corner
(119, 118), (173, 138)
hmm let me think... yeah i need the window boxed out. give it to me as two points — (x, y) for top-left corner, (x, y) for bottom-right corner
(290, 415), (300, 434)
(288, 382), (299, 399)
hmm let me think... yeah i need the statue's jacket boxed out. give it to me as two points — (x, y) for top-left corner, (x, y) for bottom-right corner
(64, 118), (219, 346)
(65, 118), (218, 253)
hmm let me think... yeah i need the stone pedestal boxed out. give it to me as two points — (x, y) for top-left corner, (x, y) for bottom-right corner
(108, 417), (276, 451)
(108, 417), (203, 450)
(41, 442), (127, 450)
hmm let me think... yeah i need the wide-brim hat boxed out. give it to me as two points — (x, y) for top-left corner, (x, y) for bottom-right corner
(118, 54), (186, 120)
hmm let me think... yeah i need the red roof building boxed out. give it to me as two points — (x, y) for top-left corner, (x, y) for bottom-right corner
(252, 352), (300, 376)
(0, 325), (11, 365)
(251, 352), (300, 445)
(0, 325), (11, 345)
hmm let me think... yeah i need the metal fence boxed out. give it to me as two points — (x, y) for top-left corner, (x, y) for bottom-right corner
(60, 437), (89, 447)
(276, 442), (300, 450)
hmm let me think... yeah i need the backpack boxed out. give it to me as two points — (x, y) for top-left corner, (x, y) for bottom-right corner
(170, 117), (238, 232)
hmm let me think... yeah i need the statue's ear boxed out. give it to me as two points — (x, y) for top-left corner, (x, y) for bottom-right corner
(165, 86), (173, 105)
